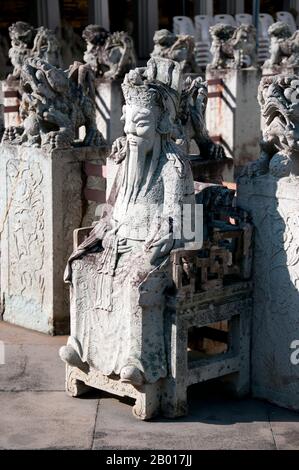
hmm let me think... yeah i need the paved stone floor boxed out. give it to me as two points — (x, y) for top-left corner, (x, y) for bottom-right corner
(1, 321), (299, 450)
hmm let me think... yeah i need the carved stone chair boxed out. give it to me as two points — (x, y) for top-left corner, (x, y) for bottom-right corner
(64, 187), (253, 420)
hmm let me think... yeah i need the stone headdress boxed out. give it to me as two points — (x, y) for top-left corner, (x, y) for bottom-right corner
(121, 56), (182, 124)
(111, 57), (186, 183)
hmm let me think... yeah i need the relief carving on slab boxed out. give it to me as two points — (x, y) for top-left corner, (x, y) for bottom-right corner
(263, 22), (299, 70)
(8, 21), (62, 80)
(82, 25), (136, 79)
(242, 75), (299, 178)
(151, 29), (199, 73)
(6, 159), (45, 305)
(208, 23), (257, 70)
(59, 57), (196, 388)
(2, 58), (105, 150)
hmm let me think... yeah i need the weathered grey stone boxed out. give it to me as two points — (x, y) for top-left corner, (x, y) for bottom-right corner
(2, 58), (104, 150)
(206, 67), (260, 177)
(177, 75), (227, 160)
(263, 22), (299, 74)
(8, 21), (62, 80)
(245, 75), (299, 179)
(82, 25), (136, 80)
(60, 57), (253, 419)
(238, 175), (299, 411)
(208, 24), (257, 70)
(0, 145), (106, 335)
(151, 29), (199, 73)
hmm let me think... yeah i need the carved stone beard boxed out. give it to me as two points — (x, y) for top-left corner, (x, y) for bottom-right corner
(121, 134), (161, 209)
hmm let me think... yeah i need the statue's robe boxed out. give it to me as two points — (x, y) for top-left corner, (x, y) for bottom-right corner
(65, 143), (195, 383)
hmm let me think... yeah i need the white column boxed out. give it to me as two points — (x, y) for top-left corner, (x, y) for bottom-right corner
(37, 0), (61, 31)
(226, 0), (235, 14)
(138, 0), (158, 59)
(290, 0), (299, 12)
(235, 0), (245, 13)
(89, 0), (110, 30)
(198, 0), (214, 16)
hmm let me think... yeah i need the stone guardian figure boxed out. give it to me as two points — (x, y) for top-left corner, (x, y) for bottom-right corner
(59, 57), (195, 390)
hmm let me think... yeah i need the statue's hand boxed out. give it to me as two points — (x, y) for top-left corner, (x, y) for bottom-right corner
(144, 234), (174, 264)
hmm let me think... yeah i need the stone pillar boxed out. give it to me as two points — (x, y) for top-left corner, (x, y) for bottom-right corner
(237, 174), (299, 411)
(206, 68), (260, 178)
(37, 0), (61, 31)
(262, 66), (299, 78)
(137, 0), (158, 59)
(88, 0), (110, 30)
(2, 79), (21, 128)
(0, 144), (107, 335)
(235, 0), (245, 13)
(95, 78), (125, 146)
(195, 0), (214, 15)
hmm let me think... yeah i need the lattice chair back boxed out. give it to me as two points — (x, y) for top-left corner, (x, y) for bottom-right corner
(235, 13), (253, 26)
(259, 13), (274, 38)
(276, 11), (297, 33)
(173, 16), (195, 36)
(214, 14), (236, 27)
(194, 14), (214, 42)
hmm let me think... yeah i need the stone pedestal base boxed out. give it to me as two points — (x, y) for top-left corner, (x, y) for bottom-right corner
(262, 66), (299, 78)
(237, 174), (299, 411)
(95, 79), (125, 145)
(206, 68), (260, 177)
(0, 145), (107, 334)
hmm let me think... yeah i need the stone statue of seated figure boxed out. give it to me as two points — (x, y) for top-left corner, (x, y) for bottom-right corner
(59, 57), (196, 388)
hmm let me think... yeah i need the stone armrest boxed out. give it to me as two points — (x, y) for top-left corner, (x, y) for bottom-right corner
(73, 226), (94, 251)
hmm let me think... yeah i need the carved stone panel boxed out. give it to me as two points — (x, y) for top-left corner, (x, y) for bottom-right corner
(238, 174), (299, 411)
(0, 144), (91, 334)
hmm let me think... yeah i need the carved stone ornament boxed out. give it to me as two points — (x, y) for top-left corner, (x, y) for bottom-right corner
(82, 24), (136, 79)
(208, 23), (257, 70)
(241, 75), (299, 178)
(176, 75), (227, 160)
(8, 21), (62, 80)
(59, 56), (196, 390)
(263, 21), (299, 70)
(2, 58), (105, 149)
(150, 29), (199, 73)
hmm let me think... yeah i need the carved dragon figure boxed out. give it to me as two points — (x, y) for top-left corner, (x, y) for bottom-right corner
(8, 22), (62, 80)
(2, 58), (104, 149)
(82, 25), (136, 79)
(263, 21), (299, 69)
(8, 21), (35, 79)
(151, 29), (199, 73)
(176, 75), (227, 160)
(243, 75), (299, 178)
(208, 23), (257, 70)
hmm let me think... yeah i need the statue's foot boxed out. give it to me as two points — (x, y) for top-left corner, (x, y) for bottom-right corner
(59, 345), (89, 374)
(120, 366), (144, 386)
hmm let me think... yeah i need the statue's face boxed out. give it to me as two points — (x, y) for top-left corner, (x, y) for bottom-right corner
(124, 105), (158, 154)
